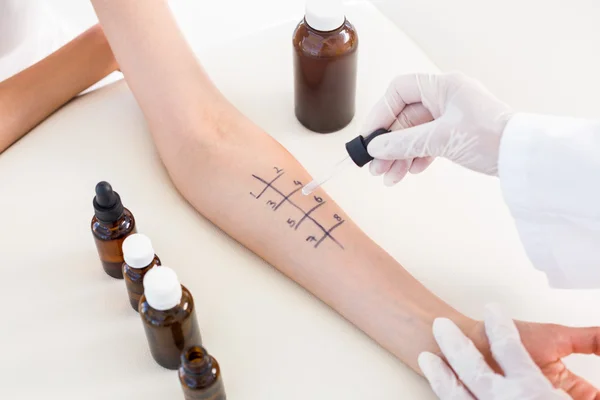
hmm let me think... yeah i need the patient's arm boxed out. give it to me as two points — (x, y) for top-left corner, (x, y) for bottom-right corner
(91, 0), (473, 372)
(0, 24), (118, 154)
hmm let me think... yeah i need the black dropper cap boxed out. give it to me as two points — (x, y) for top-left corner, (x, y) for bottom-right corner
(345, 128), (391, 167)
(93, 181), (125, 223)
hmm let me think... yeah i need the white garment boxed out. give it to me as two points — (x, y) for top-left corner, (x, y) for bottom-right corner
(0, 0), (71, 81)
(498, 113), (600, 288)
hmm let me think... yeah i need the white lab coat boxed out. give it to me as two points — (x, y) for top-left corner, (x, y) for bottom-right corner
(0, 0), (70, 81)
(498, 113), (600, 289)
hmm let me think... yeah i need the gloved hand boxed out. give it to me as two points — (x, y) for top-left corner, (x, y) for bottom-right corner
(362, 73), (513, 186)
(418, 304), (571, 400)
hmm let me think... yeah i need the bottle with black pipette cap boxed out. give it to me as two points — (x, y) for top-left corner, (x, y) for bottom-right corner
(302, 128), (390, 195)
(91, 181), (137, 279)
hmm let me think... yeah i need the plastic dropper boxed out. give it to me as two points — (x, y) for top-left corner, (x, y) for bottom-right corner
(302, 128), (390, 195)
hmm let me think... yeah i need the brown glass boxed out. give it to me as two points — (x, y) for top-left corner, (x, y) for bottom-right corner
(123, 255), (161, 311)
(179, 346), (226, 400)
(293, 18), (358, 133)
(91, 208), (136, 279)
(139, 285), (202, 370)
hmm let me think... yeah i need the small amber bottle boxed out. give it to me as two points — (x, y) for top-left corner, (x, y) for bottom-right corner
(293, 0), (358, 133)
(91, 181), (137, 279)
(139, 266), (202, 370)
(122, 233), (161, 311)
(179, 346), (227, 400)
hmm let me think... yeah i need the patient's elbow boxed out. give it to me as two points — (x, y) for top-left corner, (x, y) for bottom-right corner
(149, 97), (248, 179)
(151, 110), (234, 176)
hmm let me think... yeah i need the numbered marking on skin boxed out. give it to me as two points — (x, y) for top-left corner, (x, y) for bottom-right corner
(251, 171), (284, 200)
(250, 171), (344, 250)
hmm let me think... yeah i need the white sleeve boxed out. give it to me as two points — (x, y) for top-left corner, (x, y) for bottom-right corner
(498, 113), (600, 289)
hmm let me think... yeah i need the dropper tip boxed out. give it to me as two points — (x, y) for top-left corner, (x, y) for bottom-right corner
(302, 181), (318, 196)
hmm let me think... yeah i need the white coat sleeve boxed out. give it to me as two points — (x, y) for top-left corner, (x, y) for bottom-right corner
(498, 113), (600, 288)
(0, 0), (71, 82)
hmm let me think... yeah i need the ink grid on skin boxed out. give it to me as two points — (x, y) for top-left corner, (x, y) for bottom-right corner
(250, 167), (345, 249)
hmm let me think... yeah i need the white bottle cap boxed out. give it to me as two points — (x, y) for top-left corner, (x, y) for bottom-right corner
(305, 0), (345, 32)
(122, 233), (155, 268)
(143, 266), (182, 311)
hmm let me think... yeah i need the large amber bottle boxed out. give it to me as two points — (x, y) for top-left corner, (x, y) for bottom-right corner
(293, 0), (358, 133)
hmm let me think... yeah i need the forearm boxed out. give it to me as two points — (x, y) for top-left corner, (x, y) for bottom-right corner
(194, 121), (483, 371)
(92, 0), (475, 372)
(0, 24), (118, 153)
(164, 115), (478, 369)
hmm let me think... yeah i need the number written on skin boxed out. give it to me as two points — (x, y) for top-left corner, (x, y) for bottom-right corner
(250, 168), (345, 250)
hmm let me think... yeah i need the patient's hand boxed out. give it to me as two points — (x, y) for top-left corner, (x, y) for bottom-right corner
(467, 317), (600, 399)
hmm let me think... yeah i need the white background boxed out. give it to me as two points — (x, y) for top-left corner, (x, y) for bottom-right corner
(48, 0), (600, 119)
(372, 0), (600, 119)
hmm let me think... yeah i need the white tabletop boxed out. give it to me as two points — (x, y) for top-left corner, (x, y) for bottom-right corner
(1, 2), (599, 399)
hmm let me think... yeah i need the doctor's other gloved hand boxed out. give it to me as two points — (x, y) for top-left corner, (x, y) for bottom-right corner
(418, 304), (572, 400)
(362, 73), (513, 186)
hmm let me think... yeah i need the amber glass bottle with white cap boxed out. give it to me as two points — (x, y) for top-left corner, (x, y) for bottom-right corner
(122, 233), (161, 311)
(139, 266), (202, 369)
(293, 0), (358, 133)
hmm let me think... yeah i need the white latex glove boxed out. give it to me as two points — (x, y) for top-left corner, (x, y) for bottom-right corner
(417, 304), (571, 400)
(362, 73), (513, 186)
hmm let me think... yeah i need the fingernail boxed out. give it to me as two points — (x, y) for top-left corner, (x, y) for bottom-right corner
(369, 161), (382, 176)
(432, 318), (446, 334)
(369, 165), (379, 176)
(483, 303), (503, 325)
(383, 174), (398, 187)
(432, 318), (461, 342)
(417, 352), (439, 376)
(367, 139), (389, 157)
(483, 303), (519, 339)
(409, 161), (427, 174)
